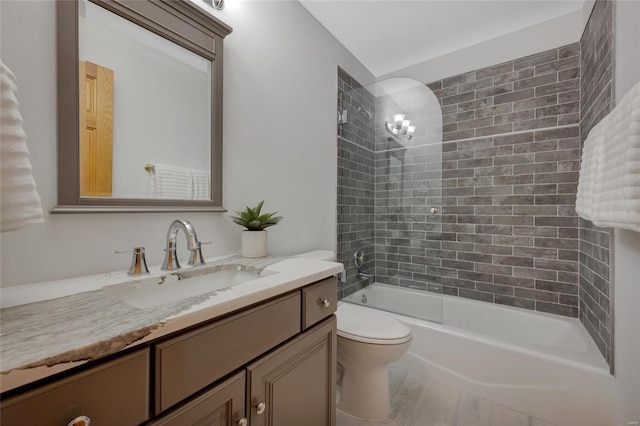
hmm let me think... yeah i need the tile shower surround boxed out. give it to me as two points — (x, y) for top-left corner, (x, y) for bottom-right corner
(338, 38), (584, 316)
(338, 41), (584, 315)
(579, 0), (614, 370)
(422, 42), (583, 317)
(337, 67), (376, 298)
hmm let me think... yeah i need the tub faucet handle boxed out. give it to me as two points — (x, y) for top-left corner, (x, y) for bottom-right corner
(115, 247), (150, 276)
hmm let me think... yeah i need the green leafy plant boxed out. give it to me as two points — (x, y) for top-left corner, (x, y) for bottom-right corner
(230, 200), (283, 231)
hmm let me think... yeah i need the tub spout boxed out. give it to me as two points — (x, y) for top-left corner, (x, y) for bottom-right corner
(357, 272), (372, 281)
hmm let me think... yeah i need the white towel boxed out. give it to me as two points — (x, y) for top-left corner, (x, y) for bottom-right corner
(148, 164), (193, 199)
(191, 169), (210, 200)
(0, 61), (44, 232)
(576, 80), (640, 233)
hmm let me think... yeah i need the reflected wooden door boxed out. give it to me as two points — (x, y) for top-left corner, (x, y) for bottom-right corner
(79, 61), (113, 197)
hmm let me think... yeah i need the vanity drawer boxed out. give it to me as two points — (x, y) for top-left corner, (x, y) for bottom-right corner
(0, 349), (149, 426)
(301, 277), (337, 329)
(155, 291), (301, 414)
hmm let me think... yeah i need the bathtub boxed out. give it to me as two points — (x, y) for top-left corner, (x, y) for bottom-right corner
(342, 283), (615, 426)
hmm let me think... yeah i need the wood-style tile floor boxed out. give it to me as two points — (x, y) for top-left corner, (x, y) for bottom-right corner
(336, 362), (558, 426)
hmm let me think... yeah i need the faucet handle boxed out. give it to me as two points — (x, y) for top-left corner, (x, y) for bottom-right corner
(115, 247), (150, 276)
(188, 241), (209, 266)
(161, 241), (181, 271)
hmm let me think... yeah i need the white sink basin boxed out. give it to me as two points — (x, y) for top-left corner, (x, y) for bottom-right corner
(102, 264), (272, 309)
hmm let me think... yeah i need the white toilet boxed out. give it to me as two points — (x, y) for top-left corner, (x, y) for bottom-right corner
(294, 250), (413, 421)
(336, 303), (412, 420)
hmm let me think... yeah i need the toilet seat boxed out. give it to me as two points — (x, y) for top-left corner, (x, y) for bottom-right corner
(337, 303), (412, 345)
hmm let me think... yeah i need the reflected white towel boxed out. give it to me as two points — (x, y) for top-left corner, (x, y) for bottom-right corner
(148, 164), (192, 199)
(576, 80), (640, 232)
(0, 61), (44, 232)
(192, 169), (210, 200)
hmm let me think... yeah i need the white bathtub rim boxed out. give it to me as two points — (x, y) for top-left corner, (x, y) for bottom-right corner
(396, 309), (610, 376)
(339, 298), (611, 377)
(343, 283), (608, 363)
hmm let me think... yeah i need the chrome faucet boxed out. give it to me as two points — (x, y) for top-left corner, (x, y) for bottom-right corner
(161, 219), (206, 271)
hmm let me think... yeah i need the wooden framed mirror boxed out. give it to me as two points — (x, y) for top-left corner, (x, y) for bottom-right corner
(54, 0), (231, 213)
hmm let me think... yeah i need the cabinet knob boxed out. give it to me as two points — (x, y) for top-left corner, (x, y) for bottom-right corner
(321, 299), (331, 308)
(237, 418), (248, 426)
(67, 416), (90, 426)
(256, 401), (266, 415)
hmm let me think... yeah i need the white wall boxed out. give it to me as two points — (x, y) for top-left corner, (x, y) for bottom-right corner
(613, 1), (640, 424)
(0, 0), (373, 286)
(380, 9), (586, 84)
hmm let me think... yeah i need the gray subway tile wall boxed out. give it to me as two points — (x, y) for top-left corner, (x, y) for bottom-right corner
(427, 44), (582, 317)
(579, 0), (614, 371)
(337, 67), (376, 298)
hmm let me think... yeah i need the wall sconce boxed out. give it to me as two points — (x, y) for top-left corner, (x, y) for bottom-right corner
(386, 113), (416, 143)
(204, 0), (225, 10)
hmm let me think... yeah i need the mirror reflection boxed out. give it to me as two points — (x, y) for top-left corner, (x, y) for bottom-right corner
(78, 0), (212, 200)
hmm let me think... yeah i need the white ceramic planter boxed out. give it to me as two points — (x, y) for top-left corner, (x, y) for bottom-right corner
(241, 230), (268, 258)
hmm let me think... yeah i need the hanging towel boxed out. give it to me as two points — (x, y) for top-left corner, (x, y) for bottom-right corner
(191, 169), (210, 200)
(576, 80), (640, 233)
(148, 164), (193, 199)
(0, 61), (44, 232)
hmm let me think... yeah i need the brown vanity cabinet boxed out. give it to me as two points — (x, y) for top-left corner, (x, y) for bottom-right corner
(149, 372), (246, 426)
(247, 316), (336, 426)
(0, 349), (150, 425)
(0, 277), (337, 426)
(154, 292), (302, 414)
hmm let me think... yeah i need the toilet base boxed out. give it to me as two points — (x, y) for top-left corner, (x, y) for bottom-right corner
(337, 336), (412, 421)
(338, 363), (391, 420)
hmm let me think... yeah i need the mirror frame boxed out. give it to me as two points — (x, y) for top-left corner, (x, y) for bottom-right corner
(54, 0), (232, 213)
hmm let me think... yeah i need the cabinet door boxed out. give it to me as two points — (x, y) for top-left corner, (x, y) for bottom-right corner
(247, 315), (336, 426)
(149, 372), (246, 426)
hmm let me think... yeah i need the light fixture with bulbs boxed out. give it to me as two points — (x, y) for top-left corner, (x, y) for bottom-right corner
(205, 0), (225, 10)
(385, 113), (416, 143)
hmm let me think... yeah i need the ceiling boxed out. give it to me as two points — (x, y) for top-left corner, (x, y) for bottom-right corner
(299, 1), (587, 77)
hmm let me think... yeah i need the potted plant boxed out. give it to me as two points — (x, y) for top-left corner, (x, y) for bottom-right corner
(230, 200), (282, 258)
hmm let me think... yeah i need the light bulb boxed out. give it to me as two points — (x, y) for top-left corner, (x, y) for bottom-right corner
(400, 120), (411, 134)
(393, 114), (406, 129)
(407, 125), (416, 140)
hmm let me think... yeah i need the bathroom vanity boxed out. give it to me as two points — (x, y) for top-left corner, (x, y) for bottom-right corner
(0, 257), (340, 426)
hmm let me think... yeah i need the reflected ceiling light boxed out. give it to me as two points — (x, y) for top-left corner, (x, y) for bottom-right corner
(205, 0), (225, 10)
(386, 113), (416, 143)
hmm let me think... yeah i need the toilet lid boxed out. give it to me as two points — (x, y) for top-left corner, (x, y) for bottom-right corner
(337, 303), (412, 344)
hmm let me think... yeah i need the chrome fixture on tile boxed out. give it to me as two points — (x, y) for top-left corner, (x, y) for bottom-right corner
(385, 113), (416, 143)
(357, 271), (373, 280)
(338, 109), (349, 125)
(357, 105), (374, 120)
(115, 247), (150, 276)
(338, 92), (372, 125)
(161, 219), (207, 271)
(354, 249), (365, 269)
(354, 249), (373, 281)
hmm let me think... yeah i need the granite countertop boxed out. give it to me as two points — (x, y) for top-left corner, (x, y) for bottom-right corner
(0, 254), (343, 393)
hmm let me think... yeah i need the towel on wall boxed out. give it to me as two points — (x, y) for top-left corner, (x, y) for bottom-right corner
(0, 61), (44, 232)
(148, 164), (193, 199)
(576, 80), (640, 233)
(191, 169), (210, 200)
